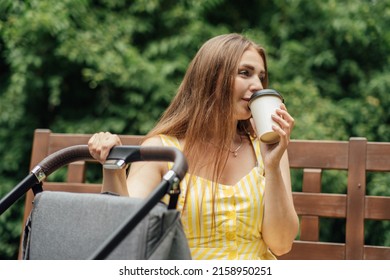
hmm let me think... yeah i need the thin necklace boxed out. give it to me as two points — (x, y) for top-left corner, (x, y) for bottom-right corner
(229, 136), (243, 157)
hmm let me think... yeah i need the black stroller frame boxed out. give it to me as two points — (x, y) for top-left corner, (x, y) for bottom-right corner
(0, 145), (189, 260)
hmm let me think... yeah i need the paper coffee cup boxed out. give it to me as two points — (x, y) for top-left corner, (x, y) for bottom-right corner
(248, 89), (284, 144)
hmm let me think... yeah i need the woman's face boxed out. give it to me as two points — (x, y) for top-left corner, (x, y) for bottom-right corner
(233, 47), (265, 120)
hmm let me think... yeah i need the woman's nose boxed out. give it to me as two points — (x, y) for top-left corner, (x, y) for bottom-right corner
(250, 77), (264, 92)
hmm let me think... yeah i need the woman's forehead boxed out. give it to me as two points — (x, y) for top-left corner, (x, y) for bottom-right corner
(238, 48), (265, 74)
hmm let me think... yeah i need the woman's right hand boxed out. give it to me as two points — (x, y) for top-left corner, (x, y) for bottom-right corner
(88, 132), (122, 164)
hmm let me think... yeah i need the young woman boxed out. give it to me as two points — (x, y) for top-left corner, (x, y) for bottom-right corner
(88, 33), (299, 260)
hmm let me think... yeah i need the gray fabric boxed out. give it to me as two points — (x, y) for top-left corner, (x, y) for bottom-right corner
(22, 191), (191, 260)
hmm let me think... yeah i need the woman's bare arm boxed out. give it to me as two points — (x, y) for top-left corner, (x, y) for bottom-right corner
(126, 136), (168, 198)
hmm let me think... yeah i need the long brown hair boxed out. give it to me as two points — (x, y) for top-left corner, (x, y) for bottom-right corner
(146, 33), (268, 218)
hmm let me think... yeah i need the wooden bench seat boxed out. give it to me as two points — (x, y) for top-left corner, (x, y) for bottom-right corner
(18, 129), (390, 259)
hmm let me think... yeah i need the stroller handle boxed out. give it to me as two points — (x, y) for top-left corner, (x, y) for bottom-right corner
(0, 144), (188, 219)
(34, 145), (93, 180)
(35, 145), (188, 182)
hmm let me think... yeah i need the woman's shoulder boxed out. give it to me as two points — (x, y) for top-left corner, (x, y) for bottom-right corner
(141, 135), (164, 146)
(142, 134), (181, 148)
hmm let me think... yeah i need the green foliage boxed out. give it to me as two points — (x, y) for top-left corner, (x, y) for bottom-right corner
(0, 0), (389, 258)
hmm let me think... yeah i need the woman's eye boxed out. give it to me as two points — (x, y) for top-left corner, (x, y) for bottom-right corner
(239, 70), (250, 76)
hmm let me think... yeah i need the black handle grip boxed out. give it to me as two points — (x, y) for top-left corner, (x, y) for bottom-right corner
(105, 145), (188, 181)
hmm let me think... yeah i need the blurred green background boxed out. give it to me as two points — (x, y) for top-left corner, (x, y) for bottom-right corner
(1, 0), (389, 259)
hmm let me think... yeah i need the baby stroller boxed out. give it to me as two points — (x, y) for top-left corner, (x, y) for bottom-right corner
(0, 144), (191, 260)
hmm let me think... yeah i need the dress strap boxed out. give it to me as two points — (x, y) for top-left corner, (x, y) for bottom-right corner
(159, 134), (182, 150)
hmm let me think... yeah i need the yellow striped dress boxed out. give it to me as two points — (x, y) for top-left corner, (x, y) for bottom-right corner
(160, 135), (276, 260)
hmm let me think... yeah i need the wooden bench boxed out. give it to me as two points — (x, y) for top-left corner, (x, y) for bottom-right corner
(279, 138), (390, 260)
(18, 129), (390, 259)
